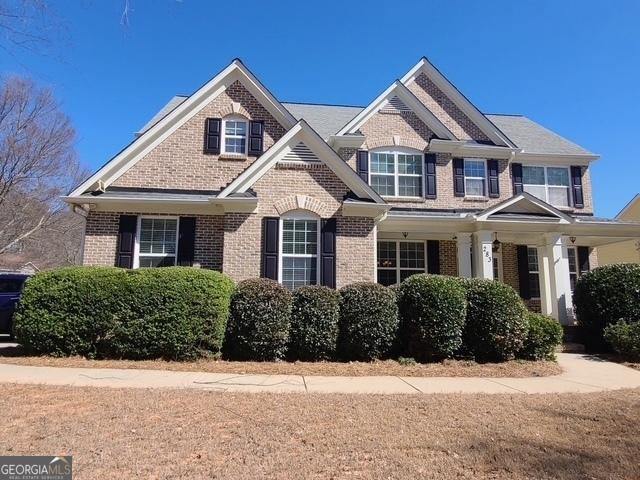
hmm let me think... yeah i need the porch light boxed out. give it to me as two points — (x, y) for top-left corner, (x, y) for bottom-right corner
(492, 233), (501, 253)
(569, 236), (577, 244)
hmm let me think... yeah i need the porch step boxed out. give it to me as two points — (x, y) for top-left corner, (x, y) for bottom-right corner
(560, 342), (585, 353)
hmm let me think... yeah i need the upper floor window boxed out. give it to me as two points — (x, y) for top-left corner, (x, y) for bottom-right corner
(464, 159), (487, 197)
(222, 118), (248, 154)
(136, 217), (178, 268)
(369, 150), (423, 198)
(280, 214), (319, 290)
(522, 166), (571, 207)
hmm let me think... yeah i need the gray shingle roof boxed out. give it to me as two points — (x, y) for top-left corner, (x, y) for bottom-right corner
(282, 102), (364, 140)
(136, 97), (595, 157)
(486, 114), (595, 156)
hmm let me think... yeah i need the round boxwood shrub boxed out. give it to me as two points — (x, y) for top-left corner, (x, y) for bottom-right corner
(397, 274), (467, 361)
(13, 266), (234, 360)
(337, 282), (398, 361)
(461, 279), (528, 362)
(517, 313), (563, 361)
(574, 264), (640, 351)
(603, 320), (640, 360)
(288, 286), (340, 361)
(223, 278), (292, 361)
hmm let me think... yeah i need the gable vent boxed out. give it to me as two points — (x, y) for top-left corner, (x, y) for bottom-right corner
(281, 142), (319, 163)
(380, 95), (411, 113)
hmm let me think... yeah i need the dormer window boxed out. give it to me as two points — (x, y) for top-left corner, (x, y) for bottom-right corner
(369, 149), (423, 198)
(222, 118), (248, 154)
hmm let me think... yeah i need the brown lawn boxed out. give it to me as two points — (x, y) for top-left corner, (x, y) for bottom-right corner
(1, 384), (638, 479)
(0, 353), (561, 377)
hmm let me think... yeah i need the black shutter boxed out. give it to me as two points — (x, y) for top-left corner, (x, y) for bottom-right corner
(571, 166), (584, 208)
(516, 245), (531, 300)
(453, 158), (465, 197)
(487, 159), (500, 198)
(424, 154), (437, 199)
(116, 215), (137, 268)
(320, 218), (337, 288)
(512, 163), (523, 194)
(204, 118), (221, 154)
(248, 120), (264, 156)
(427, 240), (440, 274)
(262, 217), (279, 280)
(577, 246), (590, 275)
(356, 150), (369, 183)
(177, 217), (196, 266)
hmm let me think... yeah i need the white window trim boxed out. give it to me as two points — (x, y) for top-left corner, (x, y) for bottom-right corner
(368, 148), (424, 200)
(134, 215), (180, 268)
(492, 249), (503, 282)
(522, 164), (572, 208)
(376, 239), (427, 285)
(463, 158), (487, 198)
(567, 245), (579, 291)
(278, 211), (321, 289)
(527, 245), (541, 300)
(221, 116), (248, 156)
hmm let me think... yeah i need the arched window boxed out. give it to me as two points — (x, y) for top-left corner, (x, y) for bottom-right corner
(279, 211), (320, 290)
(369, 147), (423, 198)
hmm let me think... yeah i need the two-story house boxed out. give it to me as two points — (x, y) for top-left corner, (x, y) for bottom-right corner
(64, 57), (640, 325)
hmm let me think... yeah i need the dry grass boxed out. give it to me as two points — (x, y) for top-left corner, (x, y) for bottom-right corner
(0, 349), (561, 378)
(1, 384), (638, 479)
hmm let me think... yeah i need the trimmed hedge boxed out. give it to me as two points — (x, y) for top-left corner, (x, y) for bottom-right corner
(338, 282), (398, 361)
(517, 313), (563, 361)
(574, 264), (640, 351)
(604, 321), (640, 360)
(398, 274), (466, 361)
(462, 279), (528, 362)
(223, 278), (292, 361)
(288, 286), (340, 361)
(14, 266), (234, 360)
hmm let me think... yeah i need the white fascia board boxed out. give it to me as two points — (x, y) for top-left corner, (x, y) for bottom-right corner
(220, 121), (385, 203)
(474, 193), (573, 223)
(428, 139), (521, 159)
(327, 134), (366, 149)
(61, 195), (211, 205)
(514, 152), (599, 165)
(341, 201), (391, 218)
(69, 60), (296, 197)
(335, 81), (456, 140)
(401, 58), (514, 147)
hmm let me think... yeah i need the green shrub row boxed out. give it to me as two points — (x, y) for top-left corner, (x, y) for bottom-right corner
(14, 266), (234, 360)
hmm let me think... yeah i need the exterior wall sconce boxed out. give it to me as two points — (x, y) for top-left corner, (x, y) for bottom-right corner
(492, 233), (501, 253)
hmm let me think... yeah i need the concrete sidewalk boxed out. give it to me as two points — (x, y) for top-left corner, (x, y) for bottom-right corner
(0, 353), (639, 394)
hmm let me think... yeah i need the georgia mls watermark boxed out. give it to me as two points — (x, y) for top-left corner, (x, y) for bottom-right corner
(0, 456), (72, 480)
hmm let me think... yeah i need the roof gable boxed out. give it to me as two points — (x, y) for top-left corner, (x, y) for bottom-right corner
(336, 81), (456, 140)
(69, 59), (297, 197)
(219, 120), (385, 203)
(475, 192), (573, 224)
(401, 58), (514, 147)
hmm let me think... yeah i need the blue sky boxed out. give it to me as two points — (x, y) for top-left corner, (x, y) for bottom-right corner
(2, 0), (639, 217)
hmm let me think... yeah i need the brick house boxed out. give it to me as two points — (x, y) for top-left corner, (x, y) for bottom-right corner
(64, 57), (640, 325)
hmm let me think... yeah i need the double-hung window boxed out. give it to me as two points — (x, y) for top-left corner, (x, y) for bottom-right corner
(526, 246), (541, 298)
(522, 166), (571, 207)
(137, 217), (179, 267)
(369, 150), (423, 198)
(464, 159), (487, 197)
(280, 216), (319, 290)
(376, 240), (426, 286)
(222, 118), (248, 154)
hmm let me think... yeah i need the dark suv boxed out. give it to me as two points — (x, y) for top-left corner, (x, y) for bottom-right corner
(0, 273), (29, 340)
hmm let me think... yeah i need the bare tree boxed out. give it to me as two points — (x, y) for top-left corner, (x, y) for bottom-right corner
(0, 75), (82, 265)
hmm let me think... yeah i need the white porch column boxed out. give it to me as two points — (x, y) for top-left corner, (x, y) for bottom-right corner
(473, 230), (494, 279)
(456, 233), (472, 278)
(538, 234), (572, 324)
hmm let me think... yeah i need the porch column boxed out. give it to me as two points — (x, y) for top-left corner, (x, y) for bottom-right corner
(457, 233), (472, 278)
(473, 230), (494, 279)
(538, 234), (572, 324)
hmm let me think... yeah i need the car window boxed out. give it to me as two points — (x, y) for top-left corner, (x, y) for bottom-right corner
(0, 279), (24, 293)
